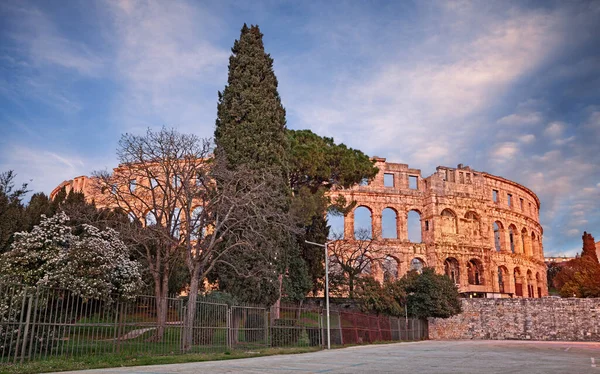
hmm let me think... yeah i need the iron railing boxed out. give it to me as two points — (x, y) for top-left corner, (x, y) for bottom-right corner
(0, 283), (426, 364)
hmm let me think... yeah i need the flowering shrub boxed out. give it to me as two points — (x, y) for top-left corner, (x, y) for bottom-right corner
(0, 212), (142, 302)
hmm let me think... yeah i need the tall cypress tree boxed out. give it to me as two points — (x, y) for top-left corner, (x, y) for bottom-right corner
(215, 24), (289, 170)
(212, 24), (295, 305)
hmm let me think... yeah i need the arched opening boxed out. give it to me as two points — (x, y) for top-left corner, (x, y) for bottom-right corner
(493, 221), (503, 252)
(514, 267), (523, 297)
(521, 228), (529, 256)
(410, 257), (425, 273)
(508, 224), (517, 253)
(382, 255), (399, 282)
(190, 206), (204, 240)
(356, 255), (372, 275)
(444, 257), (460, 284)
(527, 270), (534, 297)
(440, 208), (457, 234)
(498, 266), (509, 293)
(145, 210), (157, 226)
(467, 259), (484, 285)
(326, 209), (345, 240)
(381, 208), (398, 239)
(354, 206), (372, 239)
(531, 232), (538, 257)
(464, 211), (480, 237)
(171, 207), (181, 239)
(407, 210), (422, 243)
(535, 272), (542, 298)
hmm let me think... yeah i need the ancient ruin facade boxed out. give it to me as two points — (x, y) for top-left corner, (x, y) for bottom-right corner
(51, 157), (548, 298)
(328, 158), (547, 298)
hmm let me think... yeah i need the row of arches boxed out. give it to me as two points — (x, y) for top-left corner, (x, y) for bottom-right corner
(328, 205), (542, 257)
(131, 206), (206, 240)
(493, 221), (541, 257)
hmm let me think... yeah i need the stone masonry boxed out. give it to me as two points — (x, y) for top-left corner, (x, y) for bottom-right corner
(329, 158), (547, 297)
(429, 298), (600, 341)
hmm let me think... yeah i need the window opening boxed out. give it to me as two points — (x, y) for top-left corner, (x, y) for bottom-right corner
(384, 173), (394, 187)
(409, 175), (418, 190)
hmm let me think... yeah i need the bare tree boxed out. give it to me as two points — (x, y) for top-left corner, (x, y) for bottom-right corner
(92, 127), (296, 347)
(328, 229), (388, 298)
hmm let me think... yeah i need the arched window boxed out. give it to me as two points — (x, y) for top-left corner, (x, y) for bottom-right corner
(464, 211), (480, 237)
(514, 267), (523, 297)
(440, 209), (457, 234)
(493, 221), (503, 252)
(467, 259), (484, 285)
(410, 258), (424, 273)
(508, 224), (517, 253)
(172, 207), (181, 239)
(354, 206), (372, 239)
(382, 208), (397, 239)
(498, 266), (508, 293)
(191, 206), (204, 240)
(531, 232), (538, 257)
(326, 209), (345, 240)
(145, 210), (157, 226)
(382, 256), (399, 282)
(407, 210), (422, 243)
(444, 258), (460, 284)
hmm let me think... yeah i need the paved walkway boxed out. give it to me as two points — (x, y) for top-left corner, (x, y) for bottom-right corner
(59, 340), (600, 374)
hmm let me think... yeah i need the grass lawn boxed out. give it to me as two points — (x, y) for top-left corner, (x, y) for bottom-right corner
(0, 346), (321, 374)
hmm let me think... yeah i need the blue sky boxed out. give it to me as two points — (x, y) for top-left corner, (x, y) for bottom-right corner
(1, 0), (599, 256)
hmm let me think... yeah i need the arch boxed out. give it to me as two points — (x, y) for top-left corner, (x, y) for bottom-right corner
(521, 228), (530, 256)
(410, 257), (425, 273)
(382, 255), (399, 282)
(356, 254), (372, 275)
(497, 266), (509, 293)
(407, 210), (422, 243)
(464, 211), (481, 237)
(526, 270), (534, 297)
(128, 211), (137, 223)
(145, 210), (157, 226)
(535, 272), (542, 298)
(381, 208), (398, 239)
(493, 221), (503, 252)
(171, 207), (181, 238)
(354, 206), (372, 239)
(444, 257), (460, 284)
(513, 267), (523, 297)
(326, 209), (345, 240)
(467, 259), (484, 285)
(440, 208), (457, 234)
(531, 232), (538, 257)
(508, 224), (517, 253)
(190, 206), (204, 240)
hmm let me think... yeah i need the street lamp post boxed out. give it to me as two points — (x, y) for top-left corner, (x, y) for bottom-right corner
(305, 240), (331, 350)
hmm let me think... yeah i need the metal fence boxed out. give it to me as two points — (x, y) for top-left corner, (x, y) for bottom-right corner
(0, 283), (426, 364)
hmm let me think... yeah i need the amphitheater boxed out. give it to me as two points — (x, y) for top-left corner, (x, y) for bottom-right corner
(51, 157), (547, 299)
(328, 157), (547, 298)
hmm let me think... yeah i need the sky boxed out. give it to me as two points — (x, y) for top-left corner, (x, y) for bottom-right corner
(0, 0), (599, 256)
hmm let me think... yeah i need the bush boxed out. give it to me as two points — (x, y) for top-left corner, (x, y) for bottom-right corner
(270, 319), (299, 346)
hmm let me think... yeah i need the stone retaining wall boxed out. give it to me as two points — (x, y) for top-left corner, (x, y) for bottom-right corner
(428, 298), (600, 341)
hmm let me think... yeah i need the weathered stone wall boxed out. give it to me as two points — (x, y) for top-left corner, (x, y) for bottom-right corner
(429, 298), (600, 341)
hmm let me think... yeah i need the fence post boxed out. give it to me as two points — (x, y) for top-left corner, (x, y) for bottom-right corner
(226, 307), (231, 350)
(264, 308), (269, 347)
(19, 295), (34, 363)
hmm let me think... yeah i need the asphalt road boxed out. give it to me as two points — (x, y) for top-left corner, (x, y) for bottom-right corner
(59, 340), (600, 374)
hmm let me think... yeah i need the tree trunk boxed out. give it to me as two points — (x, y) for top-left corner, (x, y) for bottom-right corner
(182, 265), (201, 351)
(151, 273), (169, 342)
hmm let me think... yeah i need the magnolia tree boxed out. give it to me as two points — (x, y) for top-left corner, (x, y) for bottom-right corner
(0, 212), (142, 301)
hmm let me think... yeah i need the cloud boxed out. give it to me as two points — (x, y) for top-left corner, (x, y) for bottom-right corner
(105, 0), (229, 134)
(491, 142), (519, 162)
(497, 112), (543, 126)
(518, 134), (536, 144)
(6, 5), (104, 76)
(544, 121), (565, 137)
